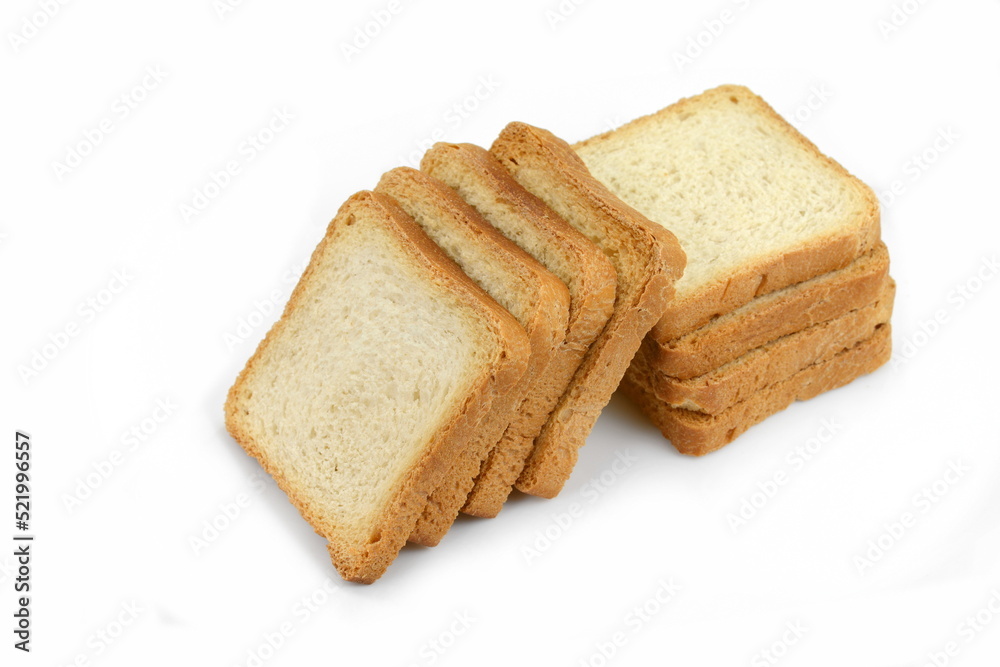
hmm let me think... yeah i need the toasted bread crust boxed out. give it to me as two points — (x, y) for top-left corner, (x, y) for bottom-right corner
(630, 280), (895, 415)
(575, 85), (882, 342)
(641, 243), (889, 380)
(621, 325), (892, 457)
(375, 168), (570, 546)
(224, 191), (530, 582)
(421, 143), (618, 518)
(492, 122), (687, 498)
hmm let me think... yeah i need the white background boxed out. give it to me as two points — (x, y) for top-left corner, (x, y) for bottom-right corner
(3, 0), (999, 665)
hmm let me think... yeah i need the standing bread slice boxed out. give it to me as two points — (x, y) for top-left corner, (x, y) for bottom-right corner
(375, 168), (570, 545)
(421, 142), (617, 517)
(491, 122), (687, 498)
(224, 192), (530, 583)
(574, 85), (881, 342)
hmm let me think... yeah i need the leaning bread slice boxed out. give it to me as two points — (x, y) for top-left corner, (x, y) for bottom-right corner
(375, 168), (570, 545)
(643, 242), (889, 380)
(421, 142), (617, 517)
(491, 122), (687, 498)
(621, 325), (892, 456)
(575, 84), (882, 342)
(632, 279), (895, 415)
(224, 191), (530, 583)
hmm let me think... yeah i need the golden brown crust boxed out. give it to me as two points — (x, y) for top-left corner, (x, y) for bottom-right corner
(491, 122), (687, 498)
(422, 143), (618, 348)
(621, 325), (892, 457)
(641, 243), (889, 380)
(224, 191), (531, 582)
(631, 279), (895, 415)
(421, 142), (618, 518)
(374, 168), (570, 546)
(575, 85), (882, 342)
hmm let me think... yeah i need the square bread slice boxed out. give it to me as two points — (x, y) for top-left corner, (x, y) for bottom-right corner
(421, 142), (618, 518)
(224, 191), (530, 583)
(632, 279), (895, 415)
(491, 122), (687, 498)
(641, 242), (889, 380)
(374, 168), (571, 545)
(621, 324), (892, 456)
(574, 84), (882, 343)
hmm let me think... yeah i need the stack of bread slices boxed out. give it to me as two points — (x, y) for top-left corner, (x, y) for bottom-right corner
(225, 85), (892, 583)
(573, 86), (893, 456)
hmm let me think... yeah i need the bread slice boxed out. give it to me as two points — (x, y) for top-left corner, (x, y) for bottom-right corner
(224, 191), (530, 583)
(642, 242), (889, 380)
(574, 84), (882, 342)
(374, 168), (570, 545)
(491, 123), (687, 498)
(621, 325), (892, 456)
(420, 142), (618, 517)
(632, 279), (895, 415)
